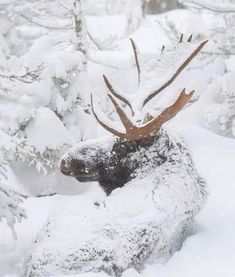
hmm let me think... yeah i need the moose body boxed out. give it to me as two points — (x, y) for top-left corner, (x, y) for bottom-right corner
(24, 37), (208, 276)
(24, 127), (207, 277)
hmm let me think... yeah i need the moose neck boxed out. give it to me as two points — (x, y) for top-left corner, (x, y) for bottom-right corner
(98, 171), (132, 195)
(97, 134), (158, 195)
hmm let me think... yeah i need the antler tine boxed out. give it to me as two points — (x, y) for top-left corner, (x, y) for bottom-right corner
(187, 34), (193, 42)
(138, 89), (195, 136)
(107, 93), (134, 131)
(103, 75), (134, 115)
(90, 94), (126, 138)
(179, 33), (184, 43)
(142, 39), (208, 107)
(130, 38), (141, 86)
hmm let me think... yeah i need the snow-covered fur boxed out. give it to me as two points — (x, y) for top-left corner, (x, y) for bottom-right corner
(24, 127), (207, 276)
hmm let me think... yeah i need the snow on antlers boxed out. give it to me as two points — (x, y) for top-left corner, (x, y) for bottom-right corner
(91, 35), (208, 141)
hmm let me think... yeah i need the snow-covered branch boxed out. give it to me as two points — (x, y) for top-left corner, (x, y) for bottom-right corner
(0, 184), (27, 239)
(0, 65), (43, 84)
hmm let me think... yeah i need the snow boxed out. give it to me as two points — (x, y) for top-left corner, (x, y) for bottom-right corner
(1, 123), (235, 276)
(25, 107), (75, 154)
(1, 3), (235, 277)
(183, 0), (235, 13)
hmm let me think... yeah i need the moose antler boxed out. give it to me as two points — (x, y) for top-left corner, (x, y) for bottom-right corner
(91, 36), (208, 141)
(91, 88), (194, 141)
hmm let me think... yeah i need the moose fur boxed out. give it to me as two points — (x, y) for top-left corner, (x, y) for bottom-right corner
(24, 127), (207, 276)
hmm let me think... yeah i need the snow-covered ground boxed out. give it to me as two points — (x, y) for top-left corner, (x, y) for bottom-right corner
(1, 120), (235, 277)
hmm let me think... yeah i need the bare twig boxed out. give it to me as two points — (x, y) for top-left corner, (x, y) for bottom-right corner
(130, 38), (141, 86)
(20, 13), (73, 30)
(184, 0), (235, 13)
(0, 65), (44, 84)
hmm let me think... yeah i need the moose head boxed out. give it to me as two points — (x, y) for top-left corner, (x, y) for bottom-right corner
(60, 35), (208, 195)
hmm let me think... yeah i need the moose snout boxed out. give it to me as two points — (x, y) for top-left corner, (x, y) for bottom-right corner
(60, 159), (75, 176)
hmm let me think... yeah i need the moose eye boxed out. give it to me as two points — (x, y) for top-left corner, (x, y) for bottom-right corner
(77, 166), (90, 174)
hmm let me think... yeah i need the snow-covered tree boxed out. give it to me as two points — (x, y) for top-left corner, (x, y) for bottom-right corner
(0, 0), (96, 201)
(179, 1), (235, 137)
(181, 0), (235, 55)
(0, 1), (21, 57)
(87, 0), (146, 34)
(0, 130), (29, 238)
(125, 0), (146, 34)
(204, 71), (235, 137)
(0, 185), (26, 239)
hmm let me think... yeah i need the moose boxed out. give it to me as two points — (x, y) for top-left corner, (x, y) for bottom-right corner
(24, 36), (208, 277)
(60, 36), (208, 196)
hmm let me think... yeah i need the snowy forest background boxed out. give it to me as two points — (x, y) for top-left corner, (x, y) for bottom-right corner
(1, 0), (235, 276)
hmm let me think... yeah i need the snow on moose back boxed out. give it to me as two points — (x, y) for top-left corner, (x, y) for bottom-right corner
(24, 36), (208, 277)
